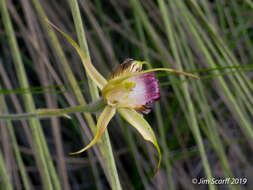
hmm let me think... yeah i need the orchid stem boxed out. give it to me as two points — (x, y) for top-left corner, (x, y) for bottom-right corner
(0, 98), (105, 120)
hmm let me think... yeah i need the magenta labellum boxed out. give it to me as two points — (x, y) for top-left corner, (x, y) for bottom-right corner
(127, 72), (160, 114)
(103, 59), (160, 114)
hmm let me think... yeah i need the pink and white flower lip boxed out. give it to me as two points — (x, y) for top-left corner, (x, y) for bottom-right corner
(103, 58), (160, 114)
(128, 72), (160, 114)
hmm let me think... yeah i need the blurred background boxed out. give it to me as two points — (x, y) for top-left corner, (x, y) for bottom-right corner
(0, 0), (253, 189)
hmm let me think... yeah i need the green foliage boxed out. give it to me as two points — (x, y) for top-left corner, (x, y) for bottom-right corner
(0, 0), (253, 189)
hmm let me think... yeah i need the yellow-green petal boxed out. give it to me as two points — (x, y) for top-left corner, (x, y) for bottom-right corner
(118, 108), (161, 176)
(70, 106), (116, 155)
(46, 19), (107, 90)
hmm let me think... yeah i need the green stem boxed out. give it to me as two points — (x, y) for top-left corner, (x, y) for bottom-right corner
(0, 98), (106, 120)
(68, 1), (122, 189)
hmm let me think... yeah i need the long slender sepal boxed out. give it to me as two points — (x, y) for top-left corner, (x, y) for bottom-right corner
(46, 19), (107, 90)
(69, 106), (116, 155)
(118, 108), (161, 177)
(103, 68), (199, 93)
(113, 68), (199, 83)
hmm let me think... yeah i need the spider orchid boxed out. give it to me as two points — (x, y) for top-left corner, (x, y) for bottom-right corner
(0, 20), (199, 176)
(47, 20), (199, 176)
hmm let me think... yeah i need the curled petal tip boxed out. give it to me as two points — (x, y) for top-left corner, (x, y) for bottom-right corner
(152, 167), (159, 178)
(172, 69), (200, 79)
(63, 114), (71, 119)
(69, 151), (81, 156)
(69, 145), (91, 156)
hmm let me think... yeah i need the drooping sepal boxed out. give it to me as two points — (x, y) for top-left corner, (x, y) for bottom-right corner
(118, 108), (161, 176)
(70, 106), (116, 155)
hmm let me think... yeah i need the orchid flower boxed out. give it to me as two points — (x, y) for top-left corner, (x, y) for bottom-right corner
(47, 20), (200, 176)
(0, 20), (199, 176)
